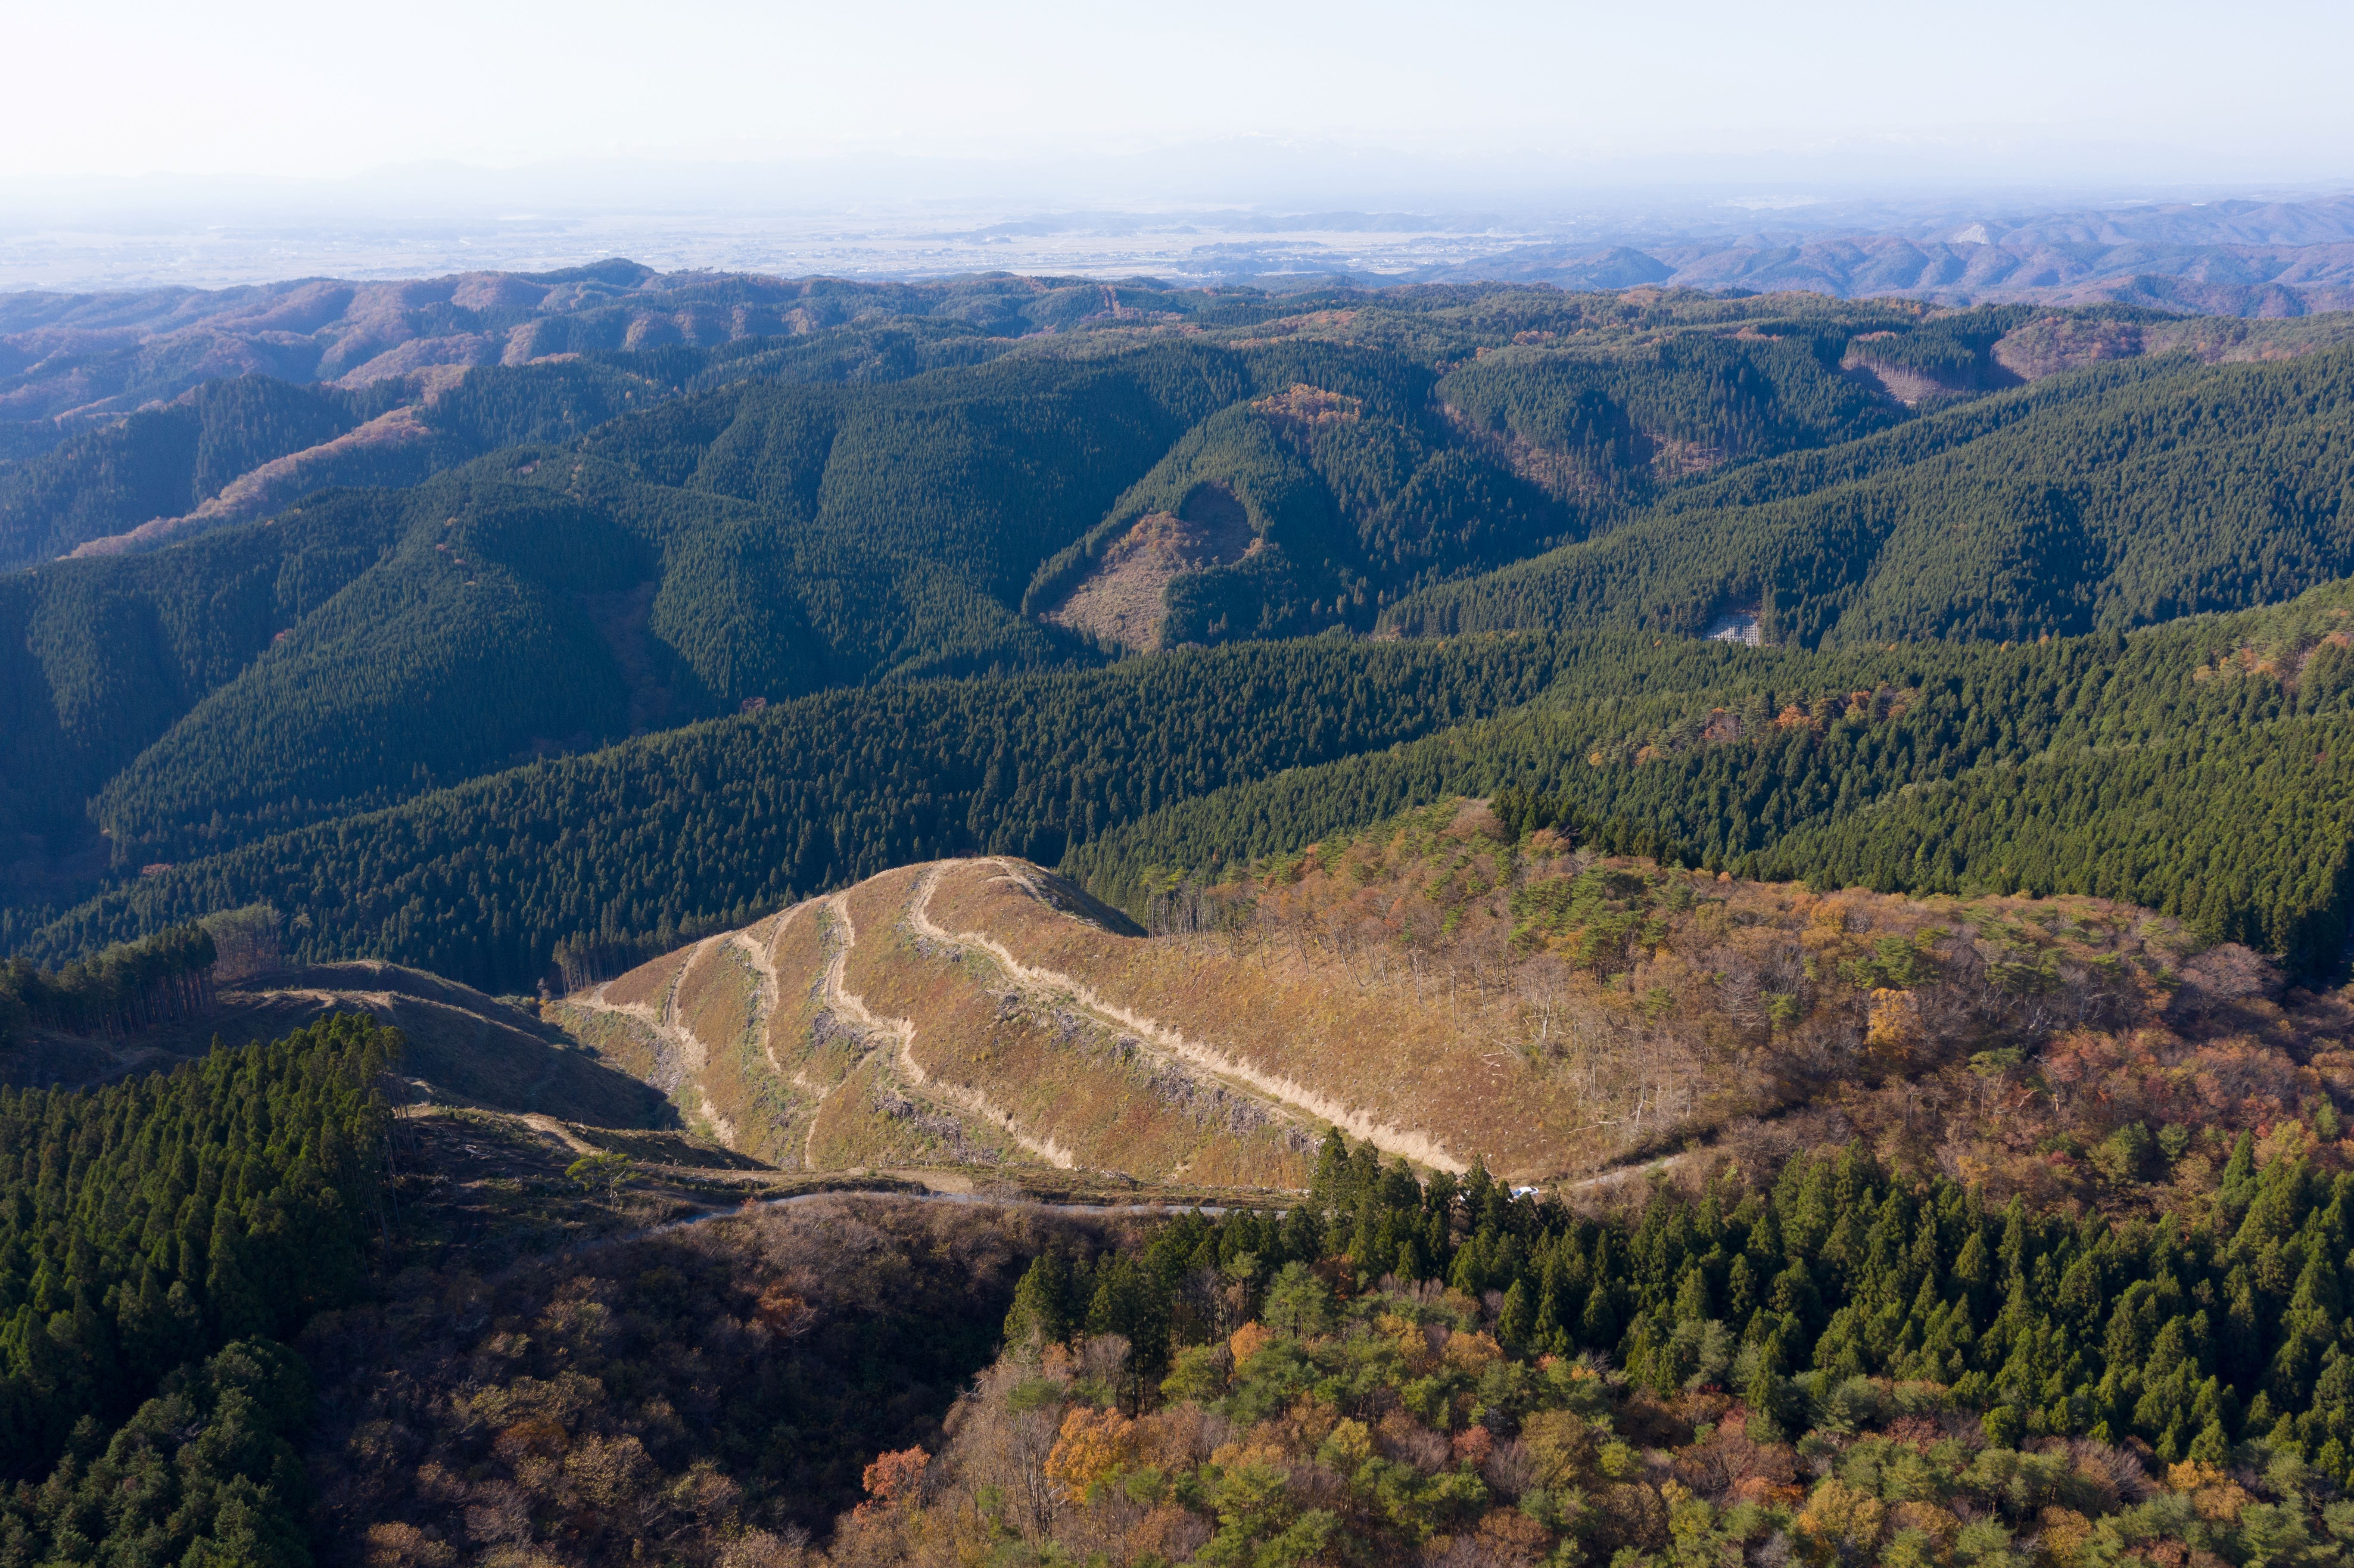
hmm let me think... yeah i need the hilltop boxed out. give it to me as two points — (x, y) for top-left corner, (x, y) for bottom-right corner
(0, 952), (671, 1127)
(549, 805), (2354, 1201)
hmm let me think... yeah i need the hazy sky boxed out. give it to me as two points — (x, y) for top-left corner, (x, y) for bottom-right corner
(8, 0), (2351, 197)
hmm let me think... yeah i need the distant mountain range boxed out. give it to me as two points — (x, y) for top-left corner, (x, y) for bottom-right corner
(7, 198), (2354, 441)
(0, 263), (1077, 429)
(1383, 193), (2354, 312)
(1426, 237), (2354, 317)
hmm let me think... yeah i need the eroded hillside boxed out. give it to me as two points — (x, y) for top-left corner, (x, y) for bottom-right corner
(552, 800), (2354, 1197)
(553, 862), (1327, 1188)
(0, 956), (669, 1127)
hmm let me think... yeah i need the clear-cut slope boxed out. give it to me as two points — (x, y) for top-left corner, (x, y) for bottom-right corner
(552, 859), (1339, 1187)
(552, 791), (2354, 1198)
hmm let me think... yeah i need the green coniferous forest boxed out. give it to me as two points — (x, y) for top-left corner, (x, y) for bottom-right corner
(0, 1014), (395, 1564)
(1072, 578), (2354, 971)
(1383, 347), (2354, 645)
(5, 288), (2352, 971)
(0, 287), (1964, 917)
(16, 634), (1581, 983)
(866, 1135), (2354, 1564)
(27, 559), (2353, 993)
(0, 1014), (395, 1470)
(12, 268), (2354, 1562)
(0, 921), (217, 1042)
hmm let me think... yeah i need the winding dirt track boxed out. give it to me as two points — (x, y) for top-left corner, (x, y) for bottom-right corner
(755, 898), (859, 1170)
(909, 859), (1469, 1173)
(529, 1153), (1686, 1279)
(820, 885), (1077, 1169)
(578, 935), (722, 1097)
(561, 858), (1474, 1175)
(556, 859), (1697, 1185)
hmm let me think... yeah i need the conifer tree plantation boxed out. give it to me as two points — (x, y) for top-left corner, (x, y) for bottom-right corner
(832, 1140), (2354, 1568)
(16, 260), (2354, 1568)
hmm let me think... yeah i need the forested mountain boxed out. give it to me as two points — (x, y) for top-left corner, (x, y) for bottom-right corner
(12, 282), (2354, 1028)
(9, 293), (2345, 923)
(20, 635), (1575, 981)
(3, 289), (2001, 921)
(1383, 345), (2354, 645)
(0, 321), (1010, 567)
(10, 277), (2321, 578)
(19, 256), (2354, 1568)
(15, 268), (2354, 1564)
(19, 1009), (2354, 1565)
(0, 1014), (395, 1473)
(0, 264), (1225, 427)
(837, 1142), (2354, 1567)
(1079, 577), (2354, 973)
(0, 374), (392, 564)
(0, 1014), (395, 1565)
(19, 564), (2354, 1012)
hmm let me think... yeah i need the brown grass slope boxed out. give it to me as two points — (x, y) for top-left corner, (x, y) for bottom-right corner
(1, 959), (668, 1126)
(1040, 482), (1255, 652)
(557, 799), (2354, 1200)
(553, 864), (1317, 1186)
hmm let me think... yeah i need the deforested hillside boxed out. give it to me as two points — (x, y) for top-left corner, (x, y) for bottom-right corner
(545, 822), (2354, 1199)
(0, 1002), (1119, 1565)
(7, 954), (668, 1123)
(554, 859), (1325, 1186)
(22, 1007), (2354, 1566)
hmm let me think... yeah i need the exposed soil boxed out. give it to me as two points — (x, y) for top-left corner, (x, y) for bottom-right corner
(1042, 482), (1254, 650)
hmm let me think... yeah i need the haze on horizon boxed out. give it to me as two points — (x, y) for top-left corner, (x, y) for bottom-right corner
(5, 0), (2354, 292)
(7, 0), (2353, 202)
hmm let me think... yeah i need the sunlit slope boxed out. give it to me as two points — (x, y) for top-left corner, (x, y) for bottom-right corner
(1384, 346), (2354, 645)
(554, 859), (1323, 1186)
(549, 821), (2348, 1194)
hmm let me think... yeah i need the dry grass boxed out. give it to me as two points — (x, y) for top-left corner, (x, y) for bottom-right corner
(926, 859), (1572, 1175)
(561, 864), (1312, 1185)
(598, 943), (692, 1011)
(547, 797), (2354, 1204)
(841, 868), (1308, 1184)
(1040, 483), (1253, 651)
(7, 961), (666, 1127)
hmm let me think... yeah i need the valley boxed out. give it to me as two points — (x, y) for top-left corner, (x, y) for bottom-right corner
(16, 263), (2354, 1567)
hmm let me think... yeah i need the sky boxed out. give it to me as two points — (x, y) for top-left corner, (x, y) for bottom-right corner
(6, 0), (2352, 205)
